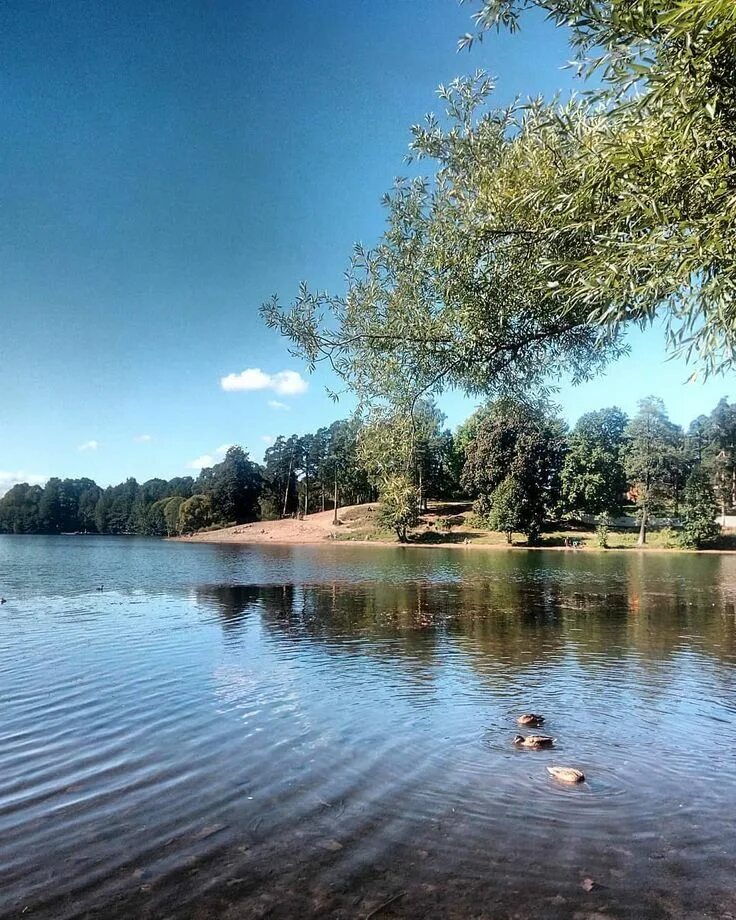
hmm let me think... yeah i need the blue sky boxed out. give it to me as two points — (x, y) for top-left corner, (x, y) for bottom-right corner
(1, 0), (732, 493)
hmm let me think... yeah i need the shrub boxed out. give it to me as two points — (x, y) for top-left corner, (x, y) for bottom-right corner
(657, 527), (680, 549)
(595, 513), (611, 548)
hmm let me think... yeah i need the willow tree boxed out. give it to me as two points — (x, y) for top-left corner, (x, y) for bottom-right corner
(262, 75), (624, 430)
(458, 0), (736, 373)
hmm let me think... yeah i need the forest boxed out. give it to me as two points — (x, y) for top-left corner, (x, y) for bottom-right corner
(1, 396), (734, 550)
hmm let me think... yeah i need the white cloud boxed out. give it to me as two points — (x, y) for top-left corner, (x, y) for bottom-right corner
(78, 440), (99, 452)
(0, 471), (47, 498)
(186, 444), (230, 470)
(261, 435), (275, 446)
(220, 368), (308, 396)
(134, 434), (153, 443)
(268, 400), (290, 411)
(187, 454), (214, 470)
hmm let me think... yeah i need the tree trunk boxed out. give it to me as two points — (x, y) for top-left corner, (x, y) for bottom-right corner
(333, 471), (339, 525)
(506, 530), (512, 545)
(282, 457), (293, 519)
(637, 505), (647, 545)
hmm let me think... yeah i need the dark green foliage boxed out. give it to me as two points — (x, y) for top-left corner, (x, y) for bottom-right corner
(198, 447), (261, 524)
(143, 498), (171, 537)
(262, 435), (302, 518)
(0, 484), (43, 534)
(1, 398), (731, 544)
(487, 475), (526, 544)
(461, 399), (566, 543)
(38, 478), (102, 533)
(561, 408), (628, 516)
(261, 420), (374, 520)
(680, 468), (721, 549)
(709, 398), (736, 515)
(178, 494), (215, 533)
(414, 402), (463, 505)
(624, 397), (684, 544)
(166, 477), (195, 499)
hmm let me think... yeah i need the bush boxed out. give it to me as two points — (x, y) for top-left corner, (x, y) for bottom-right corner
(657, 526), (680, 549)
(467, 512), (491, 530)
(595, 513), (611, 548)
(177, 494), (216, 533)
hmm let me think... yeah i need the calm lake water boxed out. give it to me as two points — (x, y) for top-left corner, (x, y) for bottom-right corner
(1, 536), (736, 919)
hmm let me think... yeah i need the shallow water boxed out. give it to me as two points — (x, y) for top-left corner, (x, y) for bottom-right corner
(1, 536), (736, 919)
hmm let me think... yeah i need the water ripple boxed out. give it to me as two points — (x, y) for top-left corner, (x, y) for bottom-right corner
(1, 538), (736, 919)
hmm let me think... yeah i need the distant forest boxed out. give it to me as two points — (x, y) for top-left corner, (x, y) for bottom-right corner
(1, 398), (734, 546)
(0, 420), (373, 537)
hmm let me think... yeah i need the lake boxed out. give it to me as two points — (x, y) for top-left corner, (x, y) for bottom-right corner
(1, 536), (736, 919)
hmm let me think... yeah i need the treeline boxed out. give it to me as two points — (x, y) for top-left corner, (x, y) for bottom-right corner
(456, 396), (735, 549)
(0, 449), (261, 537)
(0, 420), (370, 536)
(350, 394), (735, 549)
(1, 397), (734, 547)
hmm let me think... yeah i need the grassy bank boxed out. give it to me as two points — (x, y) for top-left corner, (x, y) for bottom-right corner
(334, 502), (736, 552)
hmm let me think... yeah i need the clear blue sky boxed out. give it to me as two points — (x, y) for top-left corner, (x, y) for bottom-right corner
(1, 0), (732, 493)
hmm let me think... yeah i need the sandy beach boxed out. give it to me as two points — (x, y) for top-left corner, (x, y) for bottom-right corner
(173, 506), (357, 545)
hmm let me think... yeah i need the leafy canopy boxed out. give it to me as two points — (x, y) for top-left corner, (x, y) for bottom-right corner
(624, 396), (684, 542)
(458, 0), (736, 374)
(461, 398), (567, 542)
(262, 73), (624, 417)
(561, 408), (628, 515)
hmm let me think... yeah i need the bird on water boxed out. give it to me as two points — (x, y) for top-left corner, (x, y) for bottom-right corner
(517, 713), (545, 727)
(513, 734), (555, 748)
(547, 766), (585, 784)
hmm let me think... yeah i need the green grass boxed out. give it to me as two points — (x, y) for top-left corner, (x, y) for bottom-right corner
(330, 502), (736, 551)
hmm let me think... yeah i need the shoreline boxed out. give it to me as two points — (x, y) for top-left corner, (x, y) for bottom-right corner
(170, 509), (736, 556)
(173, 536), (736, 555)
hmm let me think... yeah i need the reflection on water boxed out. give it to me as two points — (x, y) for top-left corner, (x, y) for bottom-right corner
(1, 536), (735, 919)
